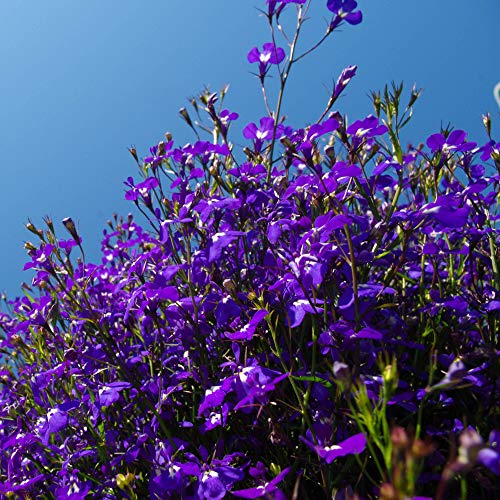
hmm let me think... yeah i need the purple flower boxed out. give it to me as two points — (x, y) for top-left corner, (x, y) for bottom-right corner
(98, 381), (132, 407)
(429, 358), (468, 391)
(287, 298), (324, 328)
(220, 109), (239, 122)
(23, 244), (55, 271)
(426, 129), (477, 153)
(198, 466), (245, 500)
(207, 231), (246, 263)
(327, 0), (363, 30)
(243, 117), (280, 152)
(267, 0), (306, 17)
(224, 309), (268, 341)
(124, 176), (159, 206)
(243, 117), (275, 141)
(247, 43), (285, 76)
(300, 432), (366, 464)
(232, 467), (290, 498)
(347, 115), (388, 139)
(333, 65), (357, 99)
(219, 109), (239, 135)
(421, 195), (470, 228)
(198, 471), (228, 500)
(234, 365), (289, 412)
(479, 140), (500, 161)
(456, 428), (500, 475)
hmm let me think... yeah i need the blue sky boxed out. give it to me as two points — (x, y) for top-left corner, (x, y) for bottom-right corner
(1, 0), (499, 299)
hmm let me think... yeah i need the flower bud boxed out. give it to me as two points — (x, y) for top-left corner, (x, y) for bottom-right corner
(128, 146), (139, 163)
(411, 438), (435, 458)
(116, 471), (135, 489)
(482, 113), (492, 138)
(179, 107), (194, 128)
(62, 217), (79, 242)
(391, 426), (410, 451)
(379, 483), (398, 500)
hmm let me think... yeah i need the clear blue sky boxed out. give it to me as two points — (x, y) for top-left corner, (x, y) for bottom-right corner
(1, 0), (499, 299)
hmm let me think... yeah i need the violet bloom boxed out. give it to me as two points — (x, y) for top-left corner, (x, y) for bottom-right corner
(327, 0), (363, 30)
(219, 109), (239, 135)
(333, 65), (357, 99)
(300, 432), (366, 464)
(143, 140), (174, 168)
(232, 467), (290, 498)
(479, 140), (500, 161)
(247, 43), (285, 76)
(347, 115), (388, 139)
(124, 176), (159, 207)
(243, 117), (280, 152)
(267, 0), (306, 17)
(426, 129), (477, 153)
(198, 466), (245, 500)
(455, 428), (500, 476)
(421, 195), (470, 229)
(98, 381), (132, 407)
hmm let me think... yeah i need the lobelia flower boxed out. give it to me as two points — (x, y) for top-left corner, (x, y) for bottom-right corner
(124, 176), (159, 207)
(346, 115), (388, 140)
(420, 195), (470, 229)
(300, 432), (367, 464)
(332, 65), (358, 99)
(198, 466), (245, 500)
(243, 116), (281, 152)
(247, 42), (285, 77)
(143, 140), (174, 169)
(449, 428), (500, 476)
(234, 365), (289, 412)
(98, 381), (132, 407)
(219, 108), (239, 136)
(266, 0), (306, 18)
(232, 467), (290, 499)
(327, 0), (363, 30)
(426, 129), (477, 153)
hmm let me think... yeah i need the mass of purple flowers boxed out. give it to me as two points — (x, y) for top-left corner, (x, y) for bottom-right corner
(1, 1), (499, 499)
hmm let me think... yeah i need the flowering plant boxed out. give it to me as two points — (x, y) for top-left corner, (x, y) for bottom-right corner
(1, 1), (499, 499)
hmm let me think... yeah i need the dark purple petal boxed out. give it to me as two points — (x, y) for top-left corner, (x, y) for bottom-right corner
(243, 123), (258, 139)
(99, 381), (132, 406)
(345, 10), (362, 24)
(447, 129), (466, 145)
(426, 133), (446, 151)
(198, 472), (227, 500)
(247, 47), (261, 63)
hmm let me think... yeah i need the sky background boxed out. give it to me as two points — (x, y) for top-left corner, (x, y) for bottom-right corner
(1, 0), (499, 300)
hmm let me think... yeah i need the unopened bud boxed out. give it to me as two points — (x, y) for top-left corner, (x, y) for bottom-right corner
(324, 145), (336, 160)
(179, 107), (194, 128)
(43, 216), (54, 232)
(482, 113), (492, 138)
(382, 361), (398, 393)
(128, 146), (139, 163)
(24, 241), (37, 252)
(223, 279), (236, 294)
(25, 221), (43, 237)
(391, 426), (410, 450)
(116, 471), (135, 489)
(412, 438), (435, 458)
(62, 217), (79, 242)
(379, 483), (398, 500)
(408, 84), (423, 108)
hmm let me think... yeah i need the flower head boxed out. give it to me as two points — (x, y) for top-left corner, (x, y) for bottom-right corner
(327, 0), (363, 30)
(247, 42), (285, 76)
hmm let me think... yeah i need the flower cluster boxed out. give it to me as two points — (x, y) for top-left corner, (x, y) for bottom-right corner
(1, 1), (499, 499)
